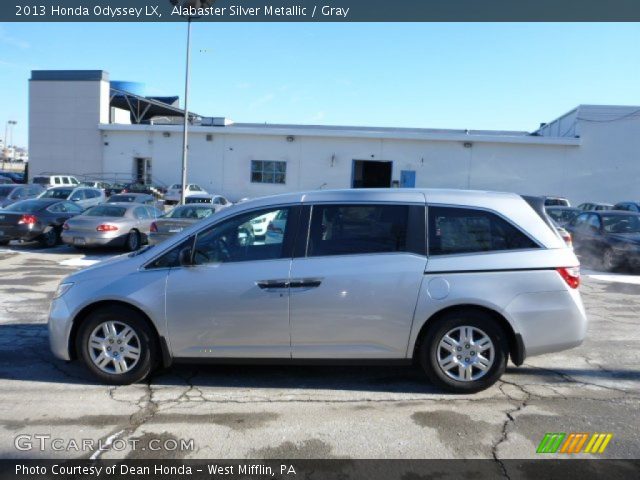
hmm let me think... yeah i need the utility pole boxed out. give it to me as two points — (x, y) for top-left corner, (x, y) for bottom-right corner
(3, 120), (17, 170)
(171, 0), (216, 204)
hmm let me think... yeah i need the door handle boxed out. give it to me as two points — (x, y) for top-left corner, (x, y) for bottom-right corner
(256, 279), (289, 289)
(289, 278), (323, 288)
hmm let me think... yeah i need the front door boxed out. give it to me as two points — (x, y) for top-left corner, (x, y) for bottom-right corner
(165, 205), (299, 358)
(289, 203), (427, 359)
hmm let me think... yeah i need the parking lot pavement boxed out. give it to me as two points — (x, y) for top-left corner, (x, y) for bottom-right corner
(0, 245), (638, 460)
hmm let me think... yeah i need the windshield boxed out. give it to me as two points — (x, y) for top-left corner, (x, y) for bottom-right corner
(603, 215), (640, 234)
(83, 205), (127, 217)
(167, 206), (214, 219)
(4, 200), (45, 212)
(0, 186), (15, 197)
(41, 188), (72, 199)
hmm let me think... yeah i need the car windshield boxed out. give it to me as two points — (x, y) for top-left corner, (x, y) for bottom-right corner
(3, 200), (44, 212)
(40, 188), (72, 199)
(108, 195), (137, 203)
(603, 215), (640, 234)
(0, 186), (15, 197)
(83, 205), (127, 217)
(167, 206), (214, 219)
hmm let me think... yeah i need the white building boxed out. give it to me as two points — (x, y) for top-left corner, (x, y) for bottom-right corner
(29, 70), (640, 204)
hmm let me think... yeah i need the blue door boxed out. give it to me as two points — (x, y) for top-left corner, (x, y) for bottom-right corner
(400, 170), (416, 188)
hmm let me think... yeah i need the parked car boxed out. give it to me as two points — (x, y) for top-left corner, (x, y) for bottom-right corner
(613, 202), (640, 212)
(48, 189), (585, 393)
(0, 171), (25, 183)
(79, 181), (111, 190)
(184, 194), (231, 209)
(0, 175), (13, 184)
(566, 210), (640, 271)
(121, 183), (166, 198)
(165, 184), (208, 205)
(0, 199), (83, 247)
(62, 203), (163, 251)
(105, 183), (127, 196)
(148, 204), (218, 245)
(577, 202), (613, 211)
(106, 193), (156, 206)
(32, 175), (80, 189)
(543, 196), (570, 207)
(545, 206), (581, 226)
(0, 184), (45, 208)
(249, 211), (278, 236)
(39, 186), (105, 209)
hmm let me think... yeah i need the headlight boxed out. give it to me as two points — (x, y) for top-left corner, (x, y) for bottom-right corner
(53, 282), (74, 299)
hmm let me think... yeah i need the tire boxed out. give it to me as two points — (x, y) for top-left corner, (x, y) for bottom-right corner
(125, 230), (141, 252)
(602, 247), (620, 272)
(76, 305), (158, 385)
(419, 309), (509, 393)
(38, 226), (58, 248)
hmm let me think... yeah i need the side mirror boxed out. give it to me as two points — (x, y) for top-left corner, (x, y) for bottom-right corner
(178, 247), (193, 266)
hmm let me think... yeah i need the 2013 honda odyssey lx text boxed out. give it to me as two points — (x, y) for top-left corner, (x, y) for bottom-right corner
(48, 189), (587, 393)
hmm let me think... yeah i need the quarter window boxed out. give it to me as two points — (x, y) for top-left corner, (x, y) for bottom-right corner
(192, 207), (291, 265)
(428, 206), (538, 255)
(251, 160), (286, 184)
(307, 204), (415, 257)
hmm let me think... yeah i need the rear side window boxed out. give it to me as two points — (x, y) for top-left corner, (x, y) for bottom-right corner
(428, 206), (538, 255)
(307, 204), (423, 257)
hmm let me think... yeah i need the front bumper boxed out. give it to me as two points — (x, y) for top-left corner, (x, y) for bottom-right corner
(48, 296), (74, 361)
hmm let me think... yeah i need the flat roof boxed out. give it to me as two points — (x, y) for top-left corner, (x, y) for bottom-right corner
(31, 70), (109, 82)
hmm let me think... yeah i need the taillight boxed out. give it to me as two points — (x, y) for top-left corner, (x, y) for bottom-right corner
(62, 222), (69, 230)
(561, 231), (572, 248)
(557, 266), (580, 289)
(150, 222), (157, 233)
(96, 224), (118, 232)
(18, 214), (37, 225)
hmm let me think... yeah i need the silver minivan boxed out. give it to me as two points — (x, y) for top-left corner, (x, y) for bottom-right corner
(48, 189), (587, 393)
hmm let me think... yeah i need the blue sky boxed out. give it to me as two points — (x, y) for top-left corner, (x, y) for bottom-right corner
(1, 22), (639, 147)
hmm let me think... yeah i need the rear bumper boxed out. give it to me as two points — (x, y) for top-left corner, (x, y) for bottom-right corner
(61, 231), (126, 248)
(0, 224), (44, 242)
(505, 288), (588, 358)
(148, 232), (174, 245)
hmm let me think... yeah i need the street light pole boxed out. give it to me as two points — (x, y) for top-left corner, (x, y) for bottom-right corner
(3, 120), (17, 170)
(179, 17), (192, 205)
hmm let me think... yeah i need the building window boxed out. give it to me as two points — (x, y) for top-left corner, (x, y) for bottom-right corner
(251, 160), (286, 184)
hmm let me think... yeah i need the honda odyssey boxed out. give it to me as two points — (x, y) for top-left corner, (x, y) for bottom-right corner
(48, 189), (587, 393)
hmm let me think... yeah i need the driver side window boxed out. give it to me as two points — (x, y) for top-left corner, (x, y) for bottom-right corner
(193, 207), (291, 265)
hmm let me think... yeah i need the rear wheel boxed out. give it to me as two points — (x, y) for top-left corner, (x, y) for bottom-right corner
(419, 309), (508, 393)
(39, 226), (58, 248)
(125, 230), (140, 251)
(77, 305), (158, 384)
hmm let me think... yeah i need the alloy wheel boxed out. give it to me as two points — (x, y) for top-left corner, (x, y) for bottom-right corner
(88, 321), (141, 374)
(436, 326), (495, 382)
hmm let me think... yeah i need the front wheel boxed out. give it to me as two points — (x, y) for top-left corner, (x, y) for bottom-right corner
(77, 306), (158, 384)
(419, 310), (508, 393)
